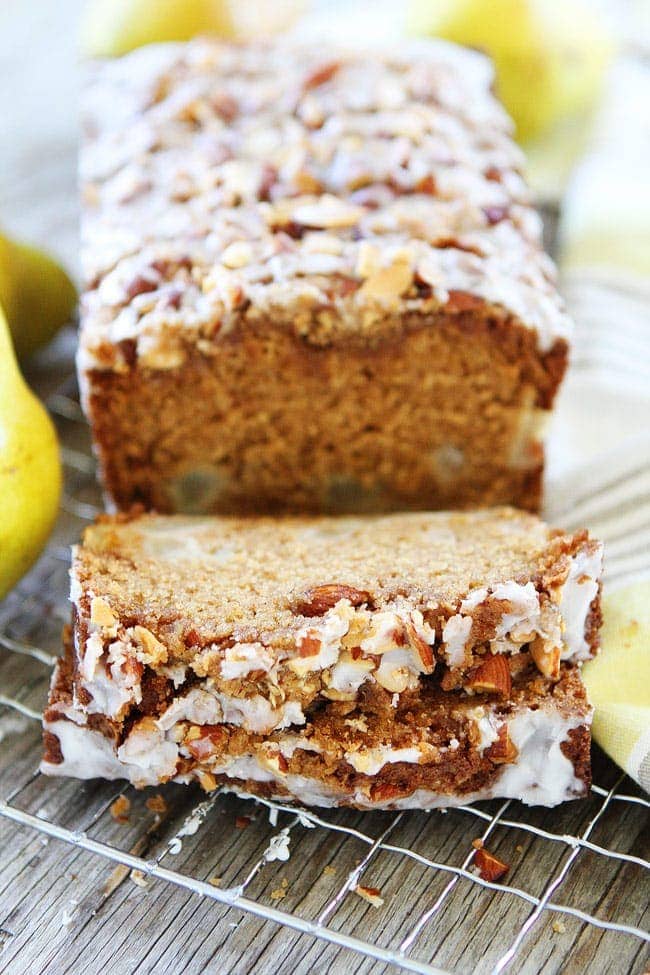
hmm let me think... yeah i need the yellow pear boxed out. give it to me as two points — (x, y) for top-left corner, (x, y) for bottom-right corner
(407, 0), (613, 143)
(80, 0), (304, 58)
(0, 231), (77, 360)
(0, 308), (62, 600)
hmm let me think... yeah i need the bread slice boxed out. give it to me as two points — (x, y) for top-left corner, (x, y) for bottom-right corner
(43, 509), (601, 807)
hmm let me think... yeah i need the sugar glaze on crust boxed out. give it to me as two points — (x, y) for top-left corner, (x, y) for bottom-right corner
(79, 38), (571, 375)
(44, 645), (592, 809)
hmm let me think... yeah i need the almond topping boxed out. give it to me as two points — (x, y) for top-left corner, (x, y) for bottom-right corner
(530, 637), (561, 680)
(358, 258), (413, 303)
(355, 241), (380, 279)
(446, 289), (484, 312)
(303, 61), (340, 90)
(466, 654), (512, 697)
(485, 724), (519, 765)
(221, 241), (253, 269)
(90, 596), (118, 630)
(473, 847), (509, 883)
(132, 625), (167, 666)
(297, 633), (322, 657)
(354, 884), (384, 907)
(291, 196), (364, 229)
(296, 584), (371, 617)
(405, 619), (435, 673)
(197, 771), (218, 792)
(109, 795), (131, 824)
(145, 794), (167, 815)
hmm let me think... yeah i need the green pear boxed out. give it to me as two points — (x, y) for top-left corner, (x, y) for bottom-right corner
(0, 308), (62, 600)
(407, 0), (613, 144)
(0, 231), (77, 360)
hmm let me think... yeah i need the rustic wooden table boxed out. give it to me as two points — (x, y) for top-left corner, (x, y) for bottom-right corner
(1, 4), (649, 973)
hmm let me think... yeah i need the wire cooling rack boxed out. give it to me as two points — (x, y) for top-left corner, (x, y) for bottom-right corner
(0, 371), (648, 975)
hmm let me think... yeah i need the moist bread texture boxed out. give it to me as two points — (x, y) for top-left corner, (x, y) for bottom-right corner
(43, 509), (601, 807)
(79, 39), (570, 514)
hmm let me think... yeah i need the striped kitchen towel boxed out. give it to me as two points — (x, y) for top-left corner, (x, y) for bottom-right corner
(544, 56), (650, 791)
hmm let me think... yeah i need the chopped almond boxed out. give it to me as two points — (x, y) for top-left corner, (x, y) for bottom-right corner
(297, 633), (322, 657)
(303, 61), (340, 90)
(354, 884), (384, 907)
(197, 770), (218, 792)
(466, 654), (512, 697)
(530, 637), (561, 680)
(405, 619), (435, 672)
(296, 584), (371, 617)
(485, 724), (519, 765)
(473, 847), (509, 883)
(110, 795), (131, 824)
(145, 794), (168, 815)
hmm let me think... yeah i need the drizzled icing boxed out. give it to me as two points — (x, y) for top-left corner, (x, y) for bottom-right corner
(79, 39), (571, 374)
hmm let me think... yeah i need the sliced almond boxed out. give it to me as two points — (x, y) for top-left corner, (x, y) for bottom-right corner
(90, 596), (118, 631)
(221, 241), (253, 269)
(132, 625), (168, 666)
(109, 795), (131, 824)
(446, 289), (484, 312)
(197, 771), (218, 792)
(296, 584), (371, 617)
(354, 885), (384, 907)
(466, 654), (512, 697)
(294, 170), (323, 195)
(303, 60), (340, 90)
(355, 241), (381, 279)
(291, 196), (364, 229)
(473, 847), (509, 883)
(358, 258), (413, 302)
(530, 637), (561, 680)
(485, 724), (519, 765)
(296, 633), (322, 657)
(405, 619), (435, 673)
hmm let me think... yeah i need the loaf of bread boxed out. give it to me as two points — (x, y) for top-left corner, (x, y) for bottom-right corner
(78, 39), (570, 515)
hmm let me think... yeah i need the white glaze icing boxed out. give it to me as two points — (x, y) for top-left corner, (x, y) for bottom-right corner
(220, 642), (275, 680)
(559, 543), (603, 660)
(43, 701), (591, 808)
(344, 745), (424, 776)
(441, 614), (472, 667)
(440, 545), (602, 672)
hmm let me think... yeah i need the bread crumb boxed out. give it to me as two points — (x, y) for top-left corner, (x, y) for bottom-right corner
(270, 880), (289, 901)
(208, 876), (222, 887)
(110, 795), (131, 824)
(323, 865), (336, 876)
(515, 844), (524, 853)
(552, 920), (566, 934)
(354, 885), (384, 908)
(130, 869), (149, 888)
(471, 838), (484, 850)
(146, 794), (167, 815)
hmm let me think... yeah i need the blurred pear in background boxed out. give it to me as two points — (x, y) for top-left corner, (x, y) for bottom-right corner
(0, 230), (76, 360)
(0, 308), (62, 600)
(408, 0), (613, 144)
(81, 0), (305, 57)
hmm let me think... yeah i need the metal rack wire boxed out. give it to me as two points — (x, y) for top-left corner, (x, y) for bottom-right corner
(0, 376), (648, 975)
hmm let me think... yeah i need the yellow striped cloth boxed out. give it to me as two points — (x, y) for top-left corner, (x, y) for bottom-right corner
(549, 57), (650, 792)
